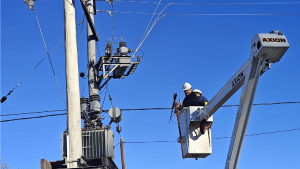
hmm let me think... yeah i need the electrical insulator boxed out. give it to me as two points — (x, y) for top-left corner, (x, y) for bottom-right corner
(80, 97), (89, 113)
(118, 42), (132, 56)
(1, 96), (7, 103)
(105, 41), (112, 56)
(24, 0), (34, 10)
(137, 56), (141, 63)
(90, 94), (100, 113)
(117, 125), (122, 134)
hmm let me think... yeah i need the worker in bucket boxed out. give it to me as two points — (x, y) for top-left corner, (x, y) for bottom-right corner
(193, 88), (212, 132)
(181, 82), (199, 107)
(193, 89), (208, 106)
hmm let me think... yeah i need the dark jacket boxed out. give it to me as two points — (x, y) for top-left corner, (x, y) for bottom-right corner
(183, 92), (199, 107)
(198, 95), (208, 106)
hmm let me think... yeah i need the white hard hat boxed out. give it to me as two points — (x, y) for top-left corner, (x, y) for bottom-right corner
(193, 89), (202, 95)
(182, 82), (192, 91)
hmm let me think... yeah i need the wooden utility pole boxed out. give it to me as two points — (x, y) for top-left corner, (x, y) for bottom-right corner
(120, 137), (126, 169)
(64, 0), (82, 168)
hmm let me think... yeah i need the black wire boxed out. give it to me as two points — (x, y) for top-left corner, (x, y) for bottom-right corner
(33, 9), (67, 107)
(114, 1), (300, 5)
(101, 84), (109, 110)
(2, 101), (300, 117)
(77, 15), (86, 54)
(222, 101), (300, 107)
(0, 113), (67, 123)
(0, 39), (64, 104)
(124, 127), (300, 143)
(1, 101), (299, 123)
(1, 9), (89, 104)
(0, 109), (67, 117)
(99, 10), (300, 16)
(121, 107), (171, 111)
(125, 141), (177, 143)
(114, 142), (120, 148)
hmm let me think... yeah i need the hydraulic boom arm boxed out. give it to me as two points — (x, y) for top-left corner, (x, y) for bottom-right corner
(197, 30), (289, 169)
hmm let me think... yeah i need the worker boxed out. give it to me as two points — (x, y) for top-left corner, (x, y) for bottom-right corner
(193, 89), (212, 133)
(181, 82), (199, 107)
(193, 89), (208, 106)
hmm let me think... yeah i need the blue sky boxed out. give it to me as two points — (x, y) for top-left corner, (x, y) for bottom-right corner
(1, 0), (300, 168)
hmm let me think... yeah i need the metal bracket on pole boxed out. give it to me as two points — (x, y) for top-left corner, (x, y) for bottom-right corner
(80, 0), (99, 41)
(99, 76), (112, 90)
(103, 64), (119, 79)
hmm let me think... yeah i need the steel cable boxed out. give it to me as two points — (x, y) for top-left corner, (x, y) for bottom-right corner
(1, 101), (300, 117)
(114, 1), (300, 5)
(32, 9), (67, 107)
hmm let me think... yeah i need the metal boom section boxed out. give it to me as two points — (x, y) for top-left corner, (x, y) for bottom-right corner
(197, 30), (289, 169)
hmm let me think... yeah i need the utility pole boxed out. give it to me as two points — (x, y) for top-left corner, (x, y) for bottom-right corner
(120, 137), (126, 169)
(64, 0), (82, 168)
(86, 0), (100, 106)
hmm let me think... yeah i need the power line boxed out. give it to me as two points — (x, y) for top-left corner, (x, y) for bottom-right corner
(98, 10), (300, 16)
(32, 9), (67, 107)
(132, 3), (172, 57)
(114, 1), (300, 5)
(101, 84), (109, 110)
(1, 9), (86, 105)
(0, 113), (67, 123)
(0, 109), (67, 117)
(111, 2), (115, 48)
(137, 0), (162, 50)
(1, 101), (299, 117)
(214, 128), (300, 139)
(0, 39), (64, 104)
(77, 15), (86, 55)
(125, 140), (177, 143)
(124, 127), (300, 143)
(169, 13), (300, 16)
(223, 101), (300, 107)
(97, 10), (161, 15)
(0, 101), (300, 121)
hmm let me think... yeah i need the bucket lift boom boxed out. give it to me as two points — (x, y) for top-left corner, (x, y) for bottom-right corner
(178, 30), (289, 169)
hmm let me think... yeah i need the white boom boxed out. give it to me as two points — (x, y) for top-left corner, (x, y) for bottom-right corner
(201, 30), (289, 169)
(177, 30), (289, 169)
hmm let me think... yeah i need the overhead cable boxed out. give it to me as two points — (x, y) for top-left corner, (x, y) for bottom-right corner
(1, 9), (87, 104)
(223, 101), (300, 107)
(0, 113), (67, 123)
(0, 109), (67, 117)
(213, 127), (300, 139)
(98, 10), (300, 16)
(1, 101), (300, 117)
(111, 2), (115, 48)
(1, 101), (299, 123)
(101, 84), (109, 110)
(138, 0), (162, 49)
(114, 1), (300, 5)
(168, 13), (300, 16)
(32, 9), (67, 107)
(77, 15), (86, 54)
(0, 39), (64, 104)
(97, 10), (160, 15)
(132, 3), (173, 57)
(124, 127), (300, 143)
